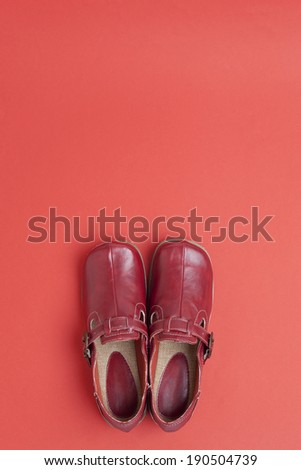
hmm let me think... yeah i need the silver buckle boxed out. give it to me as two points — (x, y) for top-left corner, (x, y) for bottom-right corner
(204, 332), (214, 362)
(82, 332), (92, 366)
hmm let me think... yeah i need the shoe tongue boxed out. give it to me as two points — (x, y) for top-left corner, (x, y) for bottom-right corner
(157, 331), (198, 345)
(101, 331), (140, 345)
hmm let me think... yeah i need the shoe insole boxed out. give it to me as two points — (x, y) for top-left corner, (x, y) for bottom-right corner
(154, 341), (198, 422)
(157, 352), (189, 419)
(106, 351), (138, 419)
(95, 340), (141, 421)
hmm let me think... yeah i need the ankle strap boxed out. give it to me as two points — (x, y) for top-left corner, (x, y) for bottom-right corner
(82, 315), (148, 365)
(149, 316), (214, 361)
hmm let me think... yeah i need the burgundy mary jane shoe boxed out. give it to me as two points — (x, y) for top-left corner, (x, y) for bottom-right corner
(82, 242), (148, 432)
(148, 239), (214, 432)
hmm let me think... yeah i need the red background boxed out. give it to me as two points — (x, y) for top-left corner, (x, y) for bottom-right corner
(1, 1), (301, 449)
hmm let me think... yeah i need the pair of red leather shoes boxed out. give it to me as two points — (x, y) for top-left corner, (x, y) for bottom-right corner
(82, 240), (214, 432)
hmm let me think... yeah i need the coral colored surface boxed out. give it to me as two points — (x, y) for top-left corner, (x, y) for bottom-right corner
(1, 0), (301, 449)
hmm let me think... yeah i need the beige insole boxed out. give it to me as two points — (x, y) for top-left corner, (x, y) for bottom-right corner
(94, 339), (142, 418)
(153, 341), (198, 418)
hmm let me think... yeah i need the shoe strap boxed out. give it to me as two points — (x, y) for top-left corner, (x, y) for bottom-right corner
(82, 316), (148, 365)
(90, 316), (148, 343)
(149, 316), (214, 361)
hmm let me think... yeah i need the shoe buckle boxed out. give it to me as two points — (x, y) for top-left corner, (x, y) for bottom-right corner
(204, 331), (214, 362)
(82, 332), (92, 366)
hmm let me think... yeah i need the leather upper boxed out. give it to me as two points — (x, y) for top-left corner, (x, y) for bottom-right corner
(149, 240), (213, 348)
(83, 242), (147, 346)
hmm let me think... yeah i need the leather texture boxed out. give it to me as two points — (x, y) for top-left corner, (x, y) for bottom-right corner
(148, 239), (214, 432)
(83, 241), (148, 432)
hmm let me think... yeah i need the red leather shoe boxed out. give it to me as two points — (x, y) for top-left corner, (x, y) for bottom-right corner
(148, 239), (214, 432)
(82, 242), (148, 432)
